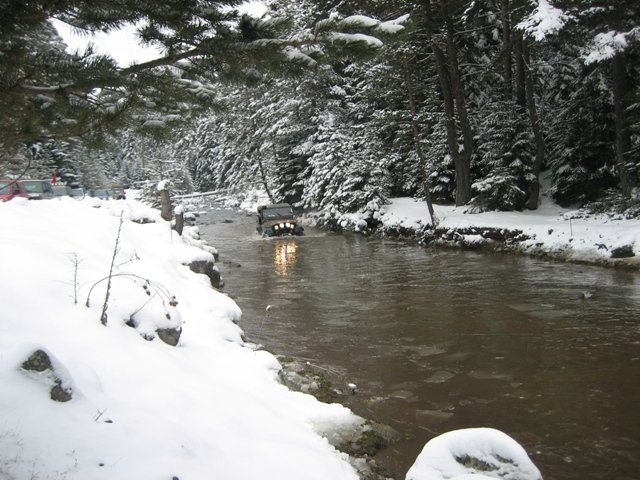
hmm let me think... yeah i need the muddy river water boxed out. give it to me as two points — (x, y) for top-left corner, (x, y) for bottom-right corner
(199, 207), (640, 480)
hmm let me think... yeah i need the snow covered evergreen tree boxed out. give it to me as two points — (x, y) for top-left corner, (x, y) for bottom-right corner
(472, 101), (534, 211)
(544, 57), (617, 206)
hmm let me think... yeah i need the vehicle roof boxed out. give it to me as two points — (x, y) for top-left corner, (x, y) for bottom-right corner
(263, 203), (293, 208)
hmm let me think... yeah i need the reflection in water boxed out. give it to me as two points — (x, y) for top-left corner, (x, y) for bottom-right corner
(274, 240), (298, 277)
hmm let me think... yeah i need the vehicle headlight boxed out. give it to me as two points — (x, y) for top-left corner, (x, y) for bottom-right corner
(274, 225), (279, 230)
(285, 222), (291, 228)
(279, 223), (285, 229)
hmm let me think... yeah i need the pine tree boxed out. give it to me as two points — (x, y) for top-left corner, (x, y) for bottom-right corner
(544, 57), (617, 206)
(472, 100), (534, 211)
(1, 0), (406, 163)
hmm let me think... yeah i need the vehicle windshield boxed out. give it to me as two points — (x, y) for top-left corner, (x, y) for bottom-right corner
(262, 207), (293, 219)
(0, 181), (11, 194)
(22, 181), (46, 193)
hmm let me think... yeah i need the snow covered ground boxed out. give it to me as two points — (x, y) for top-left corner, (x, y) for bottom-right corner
(0, 196), (363, 480)
(0, 192), (576, 480)
(376, 196), (640, 269)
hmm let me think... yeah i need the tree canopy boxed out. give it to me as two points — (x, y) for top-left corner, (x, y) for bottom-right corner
(1, 0), (639, 219)
(0, 0), (406, 159)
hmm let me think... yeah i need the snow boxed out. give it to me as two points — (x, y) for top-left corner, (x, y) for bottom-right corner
(406, 428), (542, 480)
(378, 196), (640, 266)
(341, 15), (380, 29)
(516, 0), (569, 41)
(375, 14), (411, 34)
(0, 196), (363, 480)
(583, 30), (630, 64)
(5, 190), (619, 478)
(284, 47), (318, 67)
(142, 119), (167, 129)
(329, 32), (384, 48)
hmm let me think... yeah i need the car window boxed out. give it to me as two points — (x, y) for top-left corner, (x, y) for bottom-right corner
(263, 208), (293, 218)
(0, 182), (10, 194)
(23, 181), (51, 193)
(22, 182), (42, 193)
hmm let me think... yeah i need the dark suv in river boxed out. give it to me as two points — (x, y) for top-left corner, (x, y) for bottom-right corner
(257, 203), (304, 237)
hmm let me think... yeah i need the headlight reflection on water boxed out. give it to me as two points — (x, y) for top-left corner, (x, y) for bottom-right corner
(274, 240), (298, 277)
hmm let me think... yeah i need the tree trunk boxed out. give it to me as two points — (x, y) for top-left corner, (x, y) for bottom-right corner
(514, 32), (526, 109)
(257, 153), (275, 203)
(612, 52), (633, 197)
(443, 0), (472, 206)
(427, 0), (473, 207)
(403, 58), (437, 225)
(501, 0), (513, 100)
(432, 43), (463, 202)
(174, 210), (184, 236)
(159, 188), (172, 221)
(523, 40), (545, 210)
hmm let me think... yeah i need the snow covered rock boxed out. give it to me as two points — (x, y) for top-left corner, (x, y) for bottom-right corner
(610, 243), (635, 258)
(187, 259), (223, 288)
(19, 347), (74, 402)
(406, 427), (542, 480)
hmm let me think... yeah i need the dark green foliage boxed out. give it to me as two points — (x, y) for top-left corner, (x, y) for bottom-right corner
(472, 102), (534, 211)
(0, 0), (393, 166)
(545, 62), (618, 206)
(583, 189), (640, 219)
(2, 0), (638, 216)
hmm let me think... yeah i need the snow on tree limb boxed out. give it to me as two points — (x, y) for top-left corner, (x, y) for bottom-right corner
(328, 33), (383, 49)
(283, 47), (317, 67)
(341, 15), (380, 29)
(516, 0), (569, 41)
(583, 28), (640, 64)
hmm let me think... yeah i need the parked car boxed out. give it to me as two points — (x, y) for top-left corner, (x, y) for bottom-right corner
(90, 188), (114, 200)
(52, 185), (72, 197)
(19, 180), (55, 200)
(69, 187), (85, 200)
(257, 203), (304, 237)
(112, 188), (126, 200)
(0, 179), (28, 201)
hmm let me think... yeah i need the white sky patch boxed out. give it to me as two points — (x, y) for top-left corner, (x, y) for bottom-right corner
(237, 1), (268, 17)
(51, 19), (162, 67)
(51, 2), (267, 67)
(516, 0), (569, 41)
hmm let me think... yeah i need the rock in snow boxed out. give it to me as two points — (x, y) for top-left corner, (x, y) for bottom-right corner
(406, 427), (542, 480)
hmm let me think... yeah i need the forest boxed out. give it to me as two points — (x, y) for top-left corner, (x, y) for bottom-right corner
(1, 0), (639, 228)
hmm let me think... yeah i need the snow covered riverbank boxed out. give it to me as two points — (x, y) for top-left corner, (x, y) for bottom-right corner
(315, 196), (640, 270)
(0, 197), (365, 479)
(0, 195), (546, 480)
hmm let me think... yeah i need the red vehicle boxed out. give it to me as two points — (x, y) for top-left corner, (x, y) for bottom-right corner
(0, 179), (28, 201)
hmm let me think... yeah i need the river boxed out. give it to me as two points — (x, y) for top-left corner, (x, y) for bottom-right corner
(199, 206), (640, 480)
